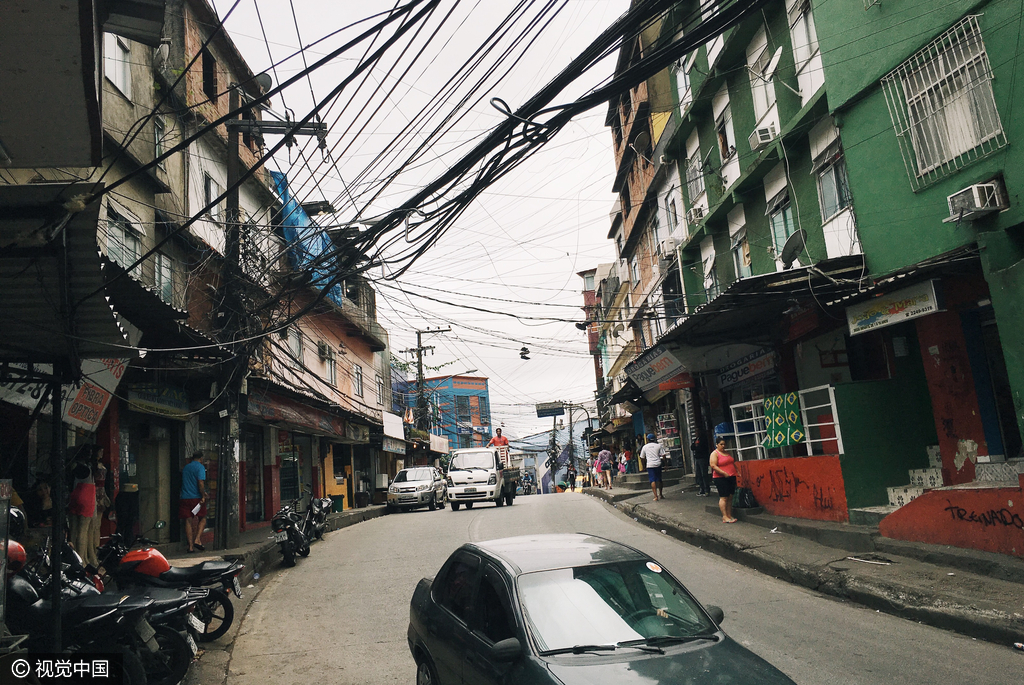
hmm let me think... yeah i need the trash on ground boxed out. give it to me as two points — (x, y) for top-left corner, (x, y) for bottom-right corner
(253, 573), (260, 580)
(846, 555), (893, 566)
(1013, 642), (1024, 651)
(769, 527), (780, 534)
(947, 572), (955, 576)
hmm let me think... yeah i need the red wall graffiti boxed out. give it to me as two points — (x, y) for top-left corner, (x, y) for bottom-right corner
(915, 312), (984, 485)
(879, 484), (1023, 558)
(736, 455), (849, 522)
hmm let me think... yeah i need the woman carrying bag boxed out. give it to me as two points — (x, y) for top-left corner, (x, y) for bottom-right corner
(709, 436), (738, 523)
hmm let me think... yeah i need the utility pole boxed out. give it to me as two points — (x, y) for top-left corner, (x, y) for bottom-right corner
(401, 327), (450, 431)
(218, 82), (327, 549)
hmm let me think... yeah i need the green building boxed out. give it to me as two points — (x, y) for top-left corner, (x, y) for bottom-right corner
(599, 0), (1023, 557)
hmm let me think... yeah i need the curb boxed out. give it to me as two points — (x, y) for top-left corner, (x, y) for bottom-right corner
(589, 489), (1024, 645)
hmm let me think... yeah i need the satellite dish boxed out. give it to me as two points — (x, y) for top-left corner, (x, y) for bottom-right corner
(612, 323), (624, 338)
(256, 72), (274, 93)
(633, 130), (651, 151)
(764, 46), (784, 80)
(780, 229), (807, 269)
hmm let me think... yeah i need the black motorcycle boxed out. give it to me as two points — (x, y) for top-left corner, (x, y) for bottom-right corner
(303, 496), (333, 541)
(271, 497), (309, 566)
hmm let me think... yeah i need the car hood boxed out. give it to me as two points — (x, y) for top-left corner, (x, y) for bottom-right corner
(543, 637), (795, 685)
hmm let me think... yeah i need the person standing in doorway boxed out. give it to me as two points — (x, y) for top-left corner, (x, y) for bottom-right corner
(640, 433), (667, 501)
(178, 451), (207, 552)
(691, 435), (712, 496)
(710, 436), (738, 523)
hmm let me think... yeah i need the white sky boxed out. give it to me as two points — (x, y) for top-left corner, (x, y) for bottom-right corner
(219, 0), (630, 437)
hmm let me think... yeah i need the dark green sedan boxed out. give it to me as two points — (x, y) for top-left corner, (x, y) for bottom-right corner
(407, 533), (796, 684)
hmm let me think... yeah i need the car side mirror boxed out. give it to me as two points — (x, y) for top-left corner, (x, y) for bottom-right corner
(490, 637), (522, 662)
(706, 605), (725, 625)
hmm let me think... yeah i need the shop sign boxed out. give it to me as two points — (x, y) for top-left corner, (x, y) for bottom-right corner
(718, 349), (775, 390)
(625, 345), (685, 392)
(658, 372), (694, 391)
(0, 358), (129, 430)
(249, 392), (346, 437)
(383, 436), (407, 455)
(126, 383), (189, 419)
(346, 423), (370, 443)
(382, 411), (404, 440)
(846, 280), (941, 336)
(535, 402), (564, 418)
(429, 433), (449, 453)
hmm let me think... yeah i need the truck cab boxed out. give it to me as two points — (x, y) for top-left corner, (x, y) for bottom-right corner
(445, 446), (520, 511)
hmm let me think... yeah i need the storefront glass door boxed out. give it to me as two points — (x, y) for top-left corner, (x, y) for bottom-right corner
(243, 428), (264, 522)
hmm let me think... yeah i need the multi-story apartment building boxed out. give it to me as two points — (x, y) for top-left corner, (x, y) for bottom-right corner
(422, 375), (493, 450)
(592, 0), (1024, 558)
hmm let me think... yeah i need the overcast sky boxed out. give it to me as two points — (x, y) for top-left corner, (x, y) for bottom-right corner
(218, 0), (630, 437)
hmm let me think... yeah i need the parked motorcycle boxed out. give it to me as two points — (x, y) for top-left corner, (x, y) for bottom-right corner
(303, 496), (333, 541)
(96, 522), (244, 642)
(271, 498), (309, 567)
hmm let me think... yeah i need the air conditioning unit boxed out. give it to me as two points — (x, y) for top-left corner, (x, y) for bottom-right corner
(317, 341), (332, 361)
(659, 237), (677, 255)
(943, 181), (1007, 223)
(748, 124), (778, 152)
(685, 205), (704, 225)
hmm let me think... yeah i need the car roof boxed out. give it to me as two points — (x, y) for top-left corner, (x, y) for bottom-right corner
(464, 533), (647, 575)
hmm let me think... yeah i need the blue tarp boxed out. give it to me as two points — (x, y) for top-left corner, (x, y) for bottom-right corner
(270, 170), (343, 306)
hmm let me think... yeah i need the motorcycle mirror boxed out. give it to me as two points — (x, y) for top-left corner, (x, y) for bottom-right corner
(154, 520), (167, 529)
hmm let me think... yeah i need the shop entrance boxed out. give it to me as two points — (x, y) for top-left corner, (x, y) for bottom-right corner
(974, 311), (1021, 460)
(243, 428), (264, 523)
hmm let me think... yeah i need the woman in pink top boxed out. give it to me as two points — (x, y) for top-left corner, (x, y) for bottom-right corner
(710, 436), (738, 523)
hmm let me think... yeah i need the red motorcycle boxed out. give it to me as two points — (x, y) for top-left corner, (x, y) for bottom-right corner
(96, 523), (244, 642)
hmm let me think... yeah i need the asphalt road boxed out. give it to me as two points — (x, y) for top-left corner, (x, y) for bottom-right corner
(226, 493), (1022, 685)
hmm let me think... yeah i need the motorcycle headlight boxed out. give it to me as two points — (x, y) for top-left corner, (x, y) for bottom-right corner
(488, 474), (497, 485)
(417, 483), (430, 492)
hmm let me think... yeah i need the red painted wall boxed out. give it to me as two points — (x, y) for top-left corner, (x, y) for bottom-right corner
(879, 484), (1024, 558)
(737, 455), (849, 522)
(915, 312), (984, 485)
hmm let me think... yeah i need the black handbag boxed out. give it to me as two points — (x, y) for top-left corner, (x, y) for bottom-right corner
(734, 487), (758, 509)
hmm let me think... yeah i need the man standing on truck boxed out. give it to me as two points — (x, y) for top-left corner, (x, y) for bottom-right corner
(487, 428), (509, 447)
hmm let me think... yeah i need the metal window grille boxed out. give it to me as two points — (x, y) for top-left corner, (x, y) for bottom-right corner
(730, 399), (769, 461)
(881, 16), (1005, 191)
(728, 384), (844, 460)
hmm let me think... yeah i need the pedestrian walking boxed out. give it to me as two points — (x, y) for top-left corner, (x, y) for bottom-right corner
(691, 435), (712, 496)
(597, 445), (613, 489)
(710, 436), (738, 523)
(178, 450), (208, 552)
(639, 433), (666, 501)
(566, 463), (577, 492)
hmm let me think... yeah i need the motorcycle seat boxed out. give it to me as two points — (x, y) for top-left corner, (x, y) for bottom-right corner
(160, 560), (238, 583)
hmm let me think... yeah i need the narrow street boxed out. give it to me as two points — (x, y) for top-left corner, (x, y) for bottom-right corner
(224, 495), (1020, 685)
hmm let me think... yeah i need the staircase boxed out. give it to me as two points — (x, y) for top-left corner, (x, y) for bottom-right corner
(614, 467), (686, 490)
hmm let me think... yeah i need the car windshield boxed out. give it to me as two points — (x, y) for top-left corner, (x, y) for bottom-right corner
(394, 468), (433, 483)
(517, 561), (716, 653)
(449, 451), (495, 470)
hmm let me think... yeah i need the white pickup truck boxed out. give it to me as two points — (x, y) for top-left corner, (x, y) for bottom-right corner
(445, 446), (521, 511)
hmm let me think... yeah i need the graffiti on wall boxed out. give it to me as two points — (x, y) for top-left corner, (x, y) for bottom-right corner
(738, 455), (848, 522)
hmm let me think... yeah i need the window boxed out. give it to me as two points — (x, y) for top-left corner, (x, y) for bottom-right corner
(201, 47), (218, 102)
(705, 2), (724, 67)
(154, 117), (166, 168)
(353, 364), (364, 396)
(665, 191), (680, 233)
(731, 229), (752, 279)
(471, 567), (516, 644)
(325, 348), (337, 386)
(675, 58), (692, 112)
(288, 328), (303, 369)
(748, 39), (777, 122)
(204, 173), (223, 223)
(458, 434), (473, 449)
(478, 396), (490, 426)
(375, 373), (384, 405)
(583, 273), (595, 290)
(813, 141), (852, 222)
(789, 0), (819, 72)
(106, 210), (140, 273)
(704, 257), (720, 300)
(103, 33), (131, 99)
(685, 154), (705, 202)
(435, 554), (479, 622)
(630, 256), (640, 283)
(154, 252), (174, 303)
(716, 110), (735, 161)
(456, 395), (471, 423)
(881, 16), (1005, 189)
(767, 191), (796, 254)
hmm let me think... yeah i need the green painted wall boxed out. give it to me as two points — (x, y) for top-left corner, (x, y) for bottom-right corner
(832, 324), (938, 508)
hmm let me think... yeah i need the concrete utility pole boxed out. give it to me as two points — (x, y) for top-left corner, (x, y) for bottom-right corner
(402, 327), (450, 431)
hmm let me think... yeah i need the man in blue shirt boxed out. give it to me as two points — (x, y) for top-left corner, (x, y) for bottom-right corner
(178, 451), (207, 552)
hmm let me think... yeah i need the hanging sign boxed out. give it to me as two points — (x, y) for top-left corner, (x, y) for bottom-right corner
(0, 358), (129, 430)
(535, 402), (565, 418)
(846, 280), (941, 336)
(626, 345), (685, 392)
(718, 349), (775, 390)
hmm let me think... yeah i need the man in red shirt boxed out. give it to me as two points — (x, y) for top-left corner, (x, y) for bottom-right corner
(487, 428), (510, 447)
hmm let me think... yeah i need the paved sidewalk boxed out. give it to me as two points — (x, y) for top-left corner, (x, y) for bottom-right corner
(583, 485), (1024, 646)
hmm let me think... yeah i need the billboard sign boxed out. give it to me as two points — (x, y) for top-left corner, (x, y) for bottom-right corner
(535, 402), (565, 418)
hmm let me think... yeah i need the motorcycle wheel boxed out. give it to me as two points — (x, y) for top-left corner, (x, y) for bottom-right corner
(316, 523), (325, 540)
(141, 625), (193, 685)
(428, 494), (436, 511)
(197, 588), (235, 642)
(282, 543), (296, 567)
(450, 502), (460, 511)
(84, 644), (147, 685)
(298, 539), (311, 557)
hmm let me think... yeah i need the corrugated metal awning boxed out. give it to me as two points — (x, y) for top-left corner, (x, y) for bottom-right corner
(0, 183), (132, 364)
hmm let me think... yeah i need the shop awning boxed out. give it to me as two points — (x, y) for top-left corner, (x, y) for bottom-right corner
(608, 378), (643, 406)
(248, 390), (346, 439)
(0, 183), (133, 364)
(658, 255), (866, 348)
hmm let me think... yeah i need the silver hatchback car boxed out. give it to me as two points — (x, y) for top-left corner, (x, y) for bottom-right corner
(387, 467), (447, 512)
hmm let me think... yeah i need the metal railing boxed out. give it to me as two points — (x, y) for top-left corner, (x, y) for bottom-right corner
(728, 384), (844, 460)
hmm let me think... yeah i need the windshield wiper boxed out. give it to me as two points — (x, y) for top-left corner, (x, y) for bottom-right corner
(614, 640), (664, 654)
(641, 633), (720, 646)
(539, 644), (617, 656)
